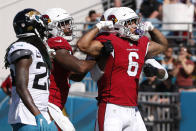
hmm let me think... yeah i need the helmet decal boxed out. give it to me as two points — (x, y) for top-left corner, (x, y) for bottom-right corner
(44, 8), (75, 41)
(104, 7), (142, 41)
(25, 11), (40, 18)
(13, 8), (49, 39)
(108, 15), (118, 24)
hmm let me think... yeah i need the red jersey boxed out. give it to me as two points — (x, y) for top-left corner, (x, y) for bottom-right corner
(1, 75), (12, 96)
(1, 75), (12, 89)
(96, 33), (149, 106)
(47, 37), (73, 110)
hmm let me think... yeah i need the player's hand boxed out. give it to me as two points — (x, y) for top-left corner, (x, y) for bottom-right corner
(48, 121), (58, 131)
(96, 21), (114, 30)
(35, 114), (50, 131)
(143, 63), (158, 77)
(100, 40), (113, 56)
(48, 48), (56, 57)
(143, 21), (154, 32)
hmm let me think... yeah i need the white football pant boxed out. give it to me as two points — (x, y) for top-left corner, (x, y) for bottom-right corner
(95, 103), (147, 131)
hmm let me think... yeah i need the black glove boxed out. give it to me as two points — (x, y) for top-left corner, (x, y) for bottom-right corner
(100, 40), (113, 56)
(143, 63), (158, 77)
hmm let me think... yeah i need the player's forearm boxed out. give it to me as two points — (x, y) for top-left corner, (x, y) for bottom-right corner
(78, 60), (96, 73)
(144, 59), (168, 80)
(77, 27), (99, 53)
(15, 59), (41, 116)
(16, 87), (41, 116)
(149, 28), (168, 52)
(69, 72), (87, 82)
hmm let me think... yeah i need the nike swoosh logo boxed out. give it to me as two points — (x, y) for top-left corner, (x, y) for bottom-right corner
(54, 39), (62, 42)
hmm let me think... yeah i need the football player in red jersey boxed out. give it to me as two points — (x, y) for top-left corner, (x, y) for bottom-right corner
(77, 7), (168, 131)
(90, 7), (168, 82)
(1, 75), (12, 97)
(44, 8), (112, 131)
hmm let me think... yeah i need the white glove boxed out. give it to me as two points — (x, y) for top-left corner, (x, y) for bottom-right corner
(48, 48), (56, 56)
(143, 21), (154, 32)
(96, 21), (114, 30)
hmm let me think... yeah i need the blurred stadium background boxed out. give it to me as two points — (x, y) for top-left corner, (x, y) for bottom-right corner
(1, 0), (196, 131)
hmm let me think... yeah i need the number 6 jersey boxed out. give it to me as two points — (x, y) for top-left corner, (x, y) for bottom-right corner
(95, 33), (149, 106)
(7, 42), (50, 125)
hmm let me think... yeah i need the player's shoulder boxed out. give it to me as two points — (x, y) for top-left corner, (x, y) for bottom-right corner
(9, 41), (36, 54)
(47, 36), (71, 50)
(139, 36), (149, 42)
(8, 42), (36, 64)
(95, 32), (117, 42)
(48, 36), (67, 42)
(137, 36), (149, 47)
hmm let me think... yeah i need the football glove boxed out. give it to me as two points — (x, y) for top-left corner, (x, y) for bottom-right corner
(143, 21), (154, 32)
(35, 114), (50, 131)
(96, 21), (114, 30)
(48, 121), (58, 131)
(100, 40), (113, 56)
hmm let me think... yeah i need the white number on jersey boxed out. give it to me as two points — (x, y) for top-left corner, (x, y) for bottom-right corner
(127, 52), (139, 76)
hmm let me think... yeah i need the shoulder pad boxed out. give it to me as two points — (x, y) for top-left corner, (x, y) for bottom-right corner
(47, 37), (72, 51)
(10, 49), (32, 64)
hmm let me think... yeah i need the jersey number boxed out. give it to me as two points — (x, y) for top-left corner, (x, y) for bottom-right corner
(32, 62), (48, 90)
(127, 52), (139, 76)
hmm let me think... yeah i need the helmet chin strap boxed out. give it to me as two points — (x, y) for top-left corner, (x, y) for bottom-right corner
(34, 28), (53, 54)
(16, 33), (35, 38)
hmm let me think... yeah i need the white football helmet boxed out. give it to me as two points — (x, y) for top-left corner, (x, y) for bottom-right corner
(108, 7), (144, 41)
(44, 8), (74, 41)
(101, 7), (118, 21)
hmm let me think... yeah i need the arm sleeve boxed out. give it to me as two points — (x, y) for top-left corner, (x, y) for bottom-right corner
(145, 59), (168, 80)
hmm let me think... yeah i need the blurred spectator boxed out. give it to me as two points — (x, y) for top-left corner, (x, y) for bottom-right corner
(0, 75), (12, 97)
(164, 0), (179, 4)
(83, 10), (101, 31)
(139, 76), (159, 92)
(156, 75), (177, 92)
(140, 0), (162, 28)
(114, 0), (121, 7)
(172, 47), (195, 91)
(161, 47), (176, 75)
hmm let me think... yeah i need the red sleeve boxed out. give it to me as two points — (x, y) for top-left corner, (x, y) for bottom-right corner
(47, 37), (73, 52)
(1, 75), (12, 89)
